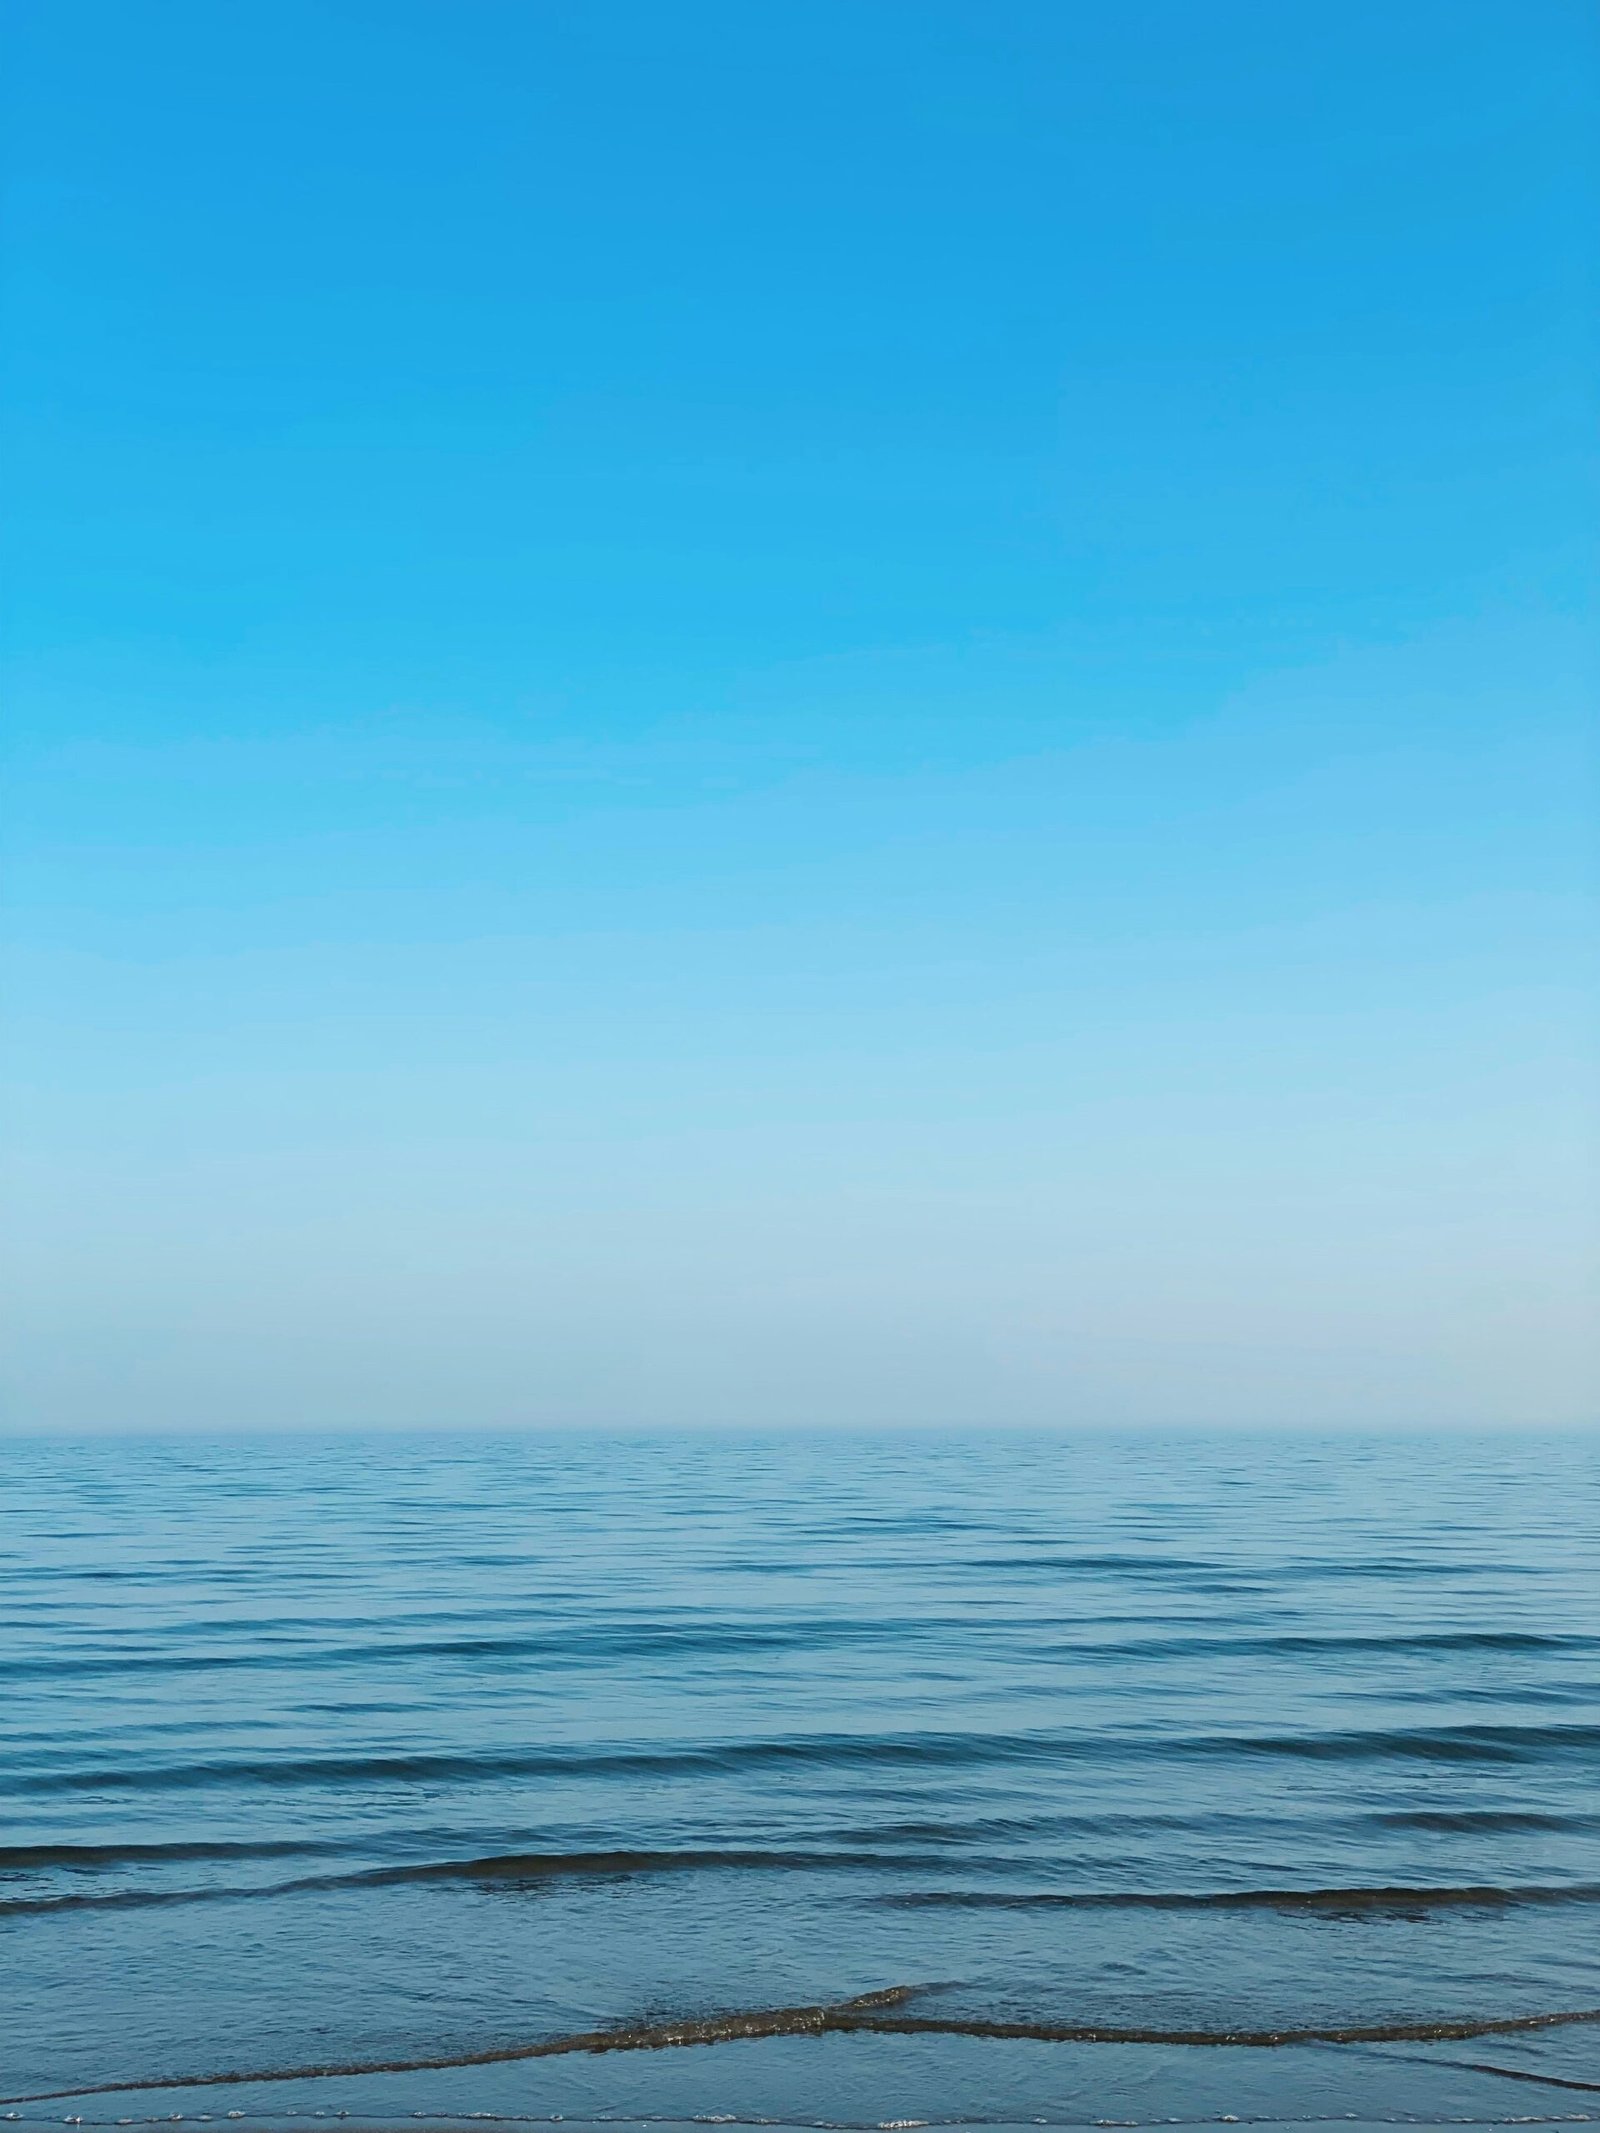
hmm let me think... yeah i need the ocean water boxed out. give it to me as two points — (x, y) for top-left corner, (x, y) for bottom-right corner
(2, 1430), (1598, 2133)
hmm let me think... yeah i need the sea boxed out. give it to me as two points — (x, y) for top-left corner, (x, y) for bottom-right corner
(2, 1429), (1597, 2133)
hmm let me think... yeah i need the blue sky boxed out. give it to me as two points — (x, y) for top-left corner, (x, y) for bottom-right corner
(2, 0), (1595, 1430)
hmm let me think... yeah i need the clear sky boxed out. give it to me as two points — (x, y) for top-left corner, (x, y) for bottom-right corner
(2, 0), (1595, 1432)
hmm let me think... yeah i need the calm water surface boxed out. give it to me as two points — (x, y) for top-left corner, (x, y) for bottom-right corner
(2, 1431), (1597, 2130)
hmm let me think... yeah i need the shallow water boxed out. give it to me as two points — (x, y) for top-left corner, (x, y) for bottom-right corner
(2, 1429), (1597, 2128)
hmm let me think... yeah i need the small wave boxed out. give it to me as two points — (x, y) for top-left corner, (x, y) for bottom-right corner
(1374, 1807), (1600, 1832)
(8, 1620), (1586, 1686)
(0, 1620), (912, 1684)
(1197, 1721), (1600, 1765)
(1399, 2056), (1600, 2095)
(968, 1554), (1217, 1572)
(0, 1887), (248, 1918)
(8, 1986), (1600, 2105)
(0, 1839), (338, 1871)
(879, 1882), (1600, 1916)
(370, 1845), (978, 1885)
(1095, 1629), (1600, 1659)
(0, 1845), (1060, 1917)
(16, 1867), (1598, 1923)
(14, 1718), (1599, 1796)
(6, 1621), (1595, 1689)
(969, 1555), (1532, 1582)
